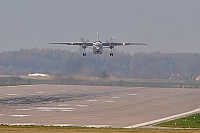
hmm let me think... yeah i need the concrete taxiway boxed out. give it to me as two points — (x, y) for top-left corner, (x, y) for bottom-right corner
(0, 84), (200, 128)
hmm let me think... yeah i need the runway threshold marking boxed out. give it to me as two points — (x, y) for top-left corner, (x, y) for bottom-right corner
(124, 108), (200, 128)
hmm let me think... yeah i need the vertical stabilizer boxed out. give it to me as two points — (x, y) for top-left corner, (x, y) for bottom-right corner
(97, 32), (99, 41)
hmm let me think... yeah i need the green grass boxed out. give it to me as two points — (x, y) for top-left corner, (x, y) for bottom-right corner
(0, 125), (200, 133)
(157, 113), (200, 128)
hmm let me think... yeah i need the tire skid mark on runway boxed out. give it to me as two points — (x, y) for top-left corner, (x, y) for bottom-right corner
(0, 91), (102, 106)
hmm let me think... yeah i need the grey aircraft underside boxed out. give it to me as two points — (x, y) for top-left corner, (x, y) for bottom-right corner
(49, 32), (147, 56)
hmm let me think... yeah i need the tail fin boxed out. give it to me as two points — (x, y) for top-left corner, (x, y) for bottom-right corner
(97, 32), (99, 41)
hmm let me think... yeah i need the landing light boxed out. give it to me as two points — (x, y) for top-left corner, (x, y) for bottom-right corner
(123, 43), (125, 45)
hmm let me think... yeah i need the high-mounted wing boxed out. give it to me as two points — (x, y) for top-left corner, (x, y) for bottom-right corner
(102, 42), (147, 46)
(49, 42), (93, 46)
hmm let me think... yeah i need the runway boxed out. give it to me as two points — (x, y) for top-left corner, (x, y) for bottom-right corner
(0, 84), (200, 128)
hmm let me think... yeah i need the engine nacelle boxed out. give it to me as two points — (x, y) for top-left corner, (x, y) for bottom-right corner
(82, 43), (86, 49)
(109, 43), (114, 49)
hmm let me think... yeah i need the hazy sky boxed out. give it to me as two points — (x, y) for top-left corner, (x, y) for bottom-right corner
(0, 0), (199, 53)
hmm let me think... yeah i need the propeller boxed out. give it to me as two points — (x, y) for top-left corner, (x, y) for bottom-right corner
(80, 37), (90, 49)
(107, 37), (115, 49)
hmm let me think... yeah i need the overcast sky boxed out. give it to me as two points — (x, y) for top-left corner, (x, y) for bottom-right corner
(0, 0), (199, 53)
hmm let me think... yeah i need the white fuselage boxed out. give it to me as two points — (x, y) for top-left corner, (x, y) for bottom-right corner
(93, 41), (103, 54)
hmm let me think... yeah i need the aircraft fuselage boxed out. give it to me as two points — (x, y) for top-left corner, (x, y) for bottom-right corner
(93, 41), (103, 54)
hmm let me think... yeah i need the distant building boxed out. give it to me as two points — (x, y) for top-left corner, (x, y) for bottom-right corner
(28, 73), (50, 77)
(196, 75), (200, 81)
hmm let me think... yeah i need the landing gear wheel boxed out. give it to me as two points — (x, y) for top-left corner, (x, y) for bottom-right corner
(83, 53), (86, 56)
(110, 53), (113, 56)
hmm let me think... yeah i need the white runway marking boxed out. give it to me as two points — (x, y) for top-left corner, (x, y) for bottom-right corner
(103, 101), (114, 103)
(9, 115), (30, 117)
(9, 123), (37, 126)
(124, 108), (200, 128)
(88, 100), (98, 102)
(35, 91), (44, 94)
(86, 125), (110, 128)
(38, 109), (52, 112)
(0, 114), (4, 116)
(51, 124), (72, 127)
(75, 105), (88, 107)
(59, 110), (74, 112)
(15, 108), (31, 111)
(129, 93), (137, 96)
(57, 104), (71, 106)
(34, 107), (75, 112)
(6, 94), (17, 96)
(111, 97), (120, 99)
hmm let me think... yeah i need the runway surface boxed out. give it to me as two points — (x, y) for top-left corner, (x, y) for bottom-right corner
(0, 84), (200, 128)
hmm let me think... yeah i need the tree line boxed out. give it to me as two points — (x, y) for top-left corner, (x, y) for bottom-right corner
(0, 48), (200, 80)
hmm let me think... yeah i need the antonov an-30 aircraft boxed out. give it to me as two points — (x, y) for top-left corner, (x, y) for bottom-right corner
(49, 32), (147, 56)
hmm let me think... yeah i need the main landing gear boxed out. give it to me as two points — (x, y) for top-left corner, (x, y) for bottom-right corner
(83, 52), (86, 56)
(110, 49), (114, 56)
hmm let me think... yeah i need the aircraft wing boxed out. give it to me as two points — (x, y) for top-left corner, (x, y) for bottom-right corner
(49, 42), (93, 46)
(103, 42), (147, 46)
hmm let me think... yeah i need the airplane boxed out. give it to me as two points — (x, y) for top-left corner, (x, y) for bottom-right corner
(49, 32), (147, 56)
